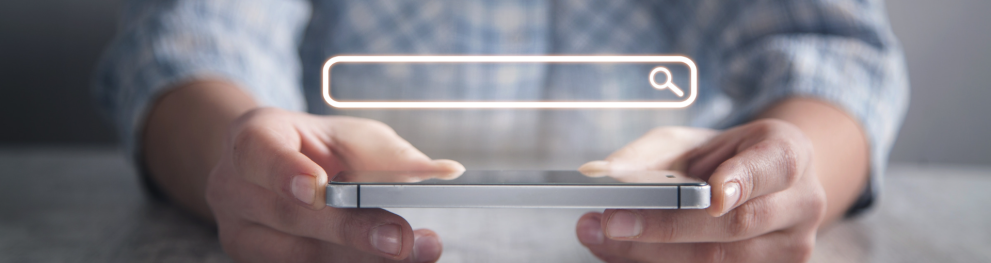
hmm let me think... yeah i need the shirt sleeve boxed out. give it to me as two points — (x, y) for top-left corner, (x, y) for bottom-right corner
(698, 0), (909, 215)
(92, 0), (311, 166)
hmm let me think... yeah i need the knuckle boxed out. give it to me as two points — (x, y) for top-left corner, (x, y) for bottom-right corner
(608, 240), (635, 259)
(217, 231), (242, 262)
(644, 213), (679, 243)
(356, 118), (394, 133)
(272, 194), (302, 228)
(807, 187), (829, 222)
(772, 139), (803, 187)
(790, 237), (816, 262)
(204, 170), (224, 208)
(748, 119), (783, 135)
(656, 222), (679, 243)
(754, 118), (789, 130)
(219, 242), (240, 261)
(392, 145), (418, 159)
(216, 222), (256, 263)
(205, 164), (238, 213)
(752, 119), (807, 143)
(230, 108), (282, 133)
(726, 201), (764, 239)
(748, 138), (804, 191)
(754, 120), (813, 185)
(334, 211), (367, 247)
(728, 158), (756, 192)
(285, 238), (318, 262)
(346, 118), (401, 140)
(231, 123), (265, 164)
(242, 107), (283, 120)
(204, 180), (222, 208)
(735, 157), (756, 180)
(693, 243), (728, 263)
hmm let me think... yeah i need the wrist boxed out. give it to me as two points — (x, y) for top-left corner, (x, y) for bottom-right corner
(142, 79), (258, 220)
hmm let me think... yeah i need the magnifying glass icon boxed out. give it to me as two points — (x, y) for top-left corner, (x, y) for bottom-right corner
(649, 66), (685, 97)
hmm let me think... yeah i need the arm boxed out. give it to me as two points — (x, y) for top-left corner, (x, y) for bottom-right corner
(574, 98), (871, 262)
(709, 0), (910, 217)
(143, 80), (460, 262)
(573, 1), (907, 262)
(93, 0), (456, 261)
(92, 0), (313, 214)
(92, 0), (312, 175)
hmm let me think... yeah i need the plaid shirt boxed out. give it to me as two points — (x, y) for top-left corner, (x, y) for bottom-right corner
(94, 0), (908, 214)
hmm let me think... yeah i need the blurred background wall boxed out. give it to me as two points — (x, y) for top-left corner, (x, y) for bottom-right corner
(0, 0), (119, 145)
(1, 0), (988, 165)
(884, 1), (991, 165)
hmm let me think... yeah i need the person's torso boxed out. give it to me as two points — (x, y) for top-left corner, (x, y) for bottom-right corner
(297, 0), (725, 168)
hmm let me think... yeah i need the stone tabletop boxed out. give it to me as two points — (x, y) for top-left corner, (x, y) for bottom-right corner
(1, 147), (989, 262)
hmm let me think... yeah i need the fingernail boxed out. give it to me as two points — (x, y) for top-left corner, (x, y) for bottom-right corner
(577, 216), (604, 244)
(606, 210), (642, 238)
(722, 181), (741, 214)
(291, 175), (315, 205)
(412, 234), (441, 262)
(371, 224), (402, 256)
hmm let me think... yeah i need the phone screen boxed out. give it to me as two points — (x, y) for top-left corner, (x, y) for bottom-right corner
(332, 170), (707, 186)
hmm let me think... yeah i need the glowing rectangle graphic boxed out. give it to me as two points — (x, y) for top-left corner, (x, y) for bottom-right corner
(322, 55), (697, 108)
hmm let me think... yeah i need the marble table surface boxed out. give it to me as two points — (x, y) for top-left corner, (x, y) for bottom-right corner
(1, 147), (988, 262)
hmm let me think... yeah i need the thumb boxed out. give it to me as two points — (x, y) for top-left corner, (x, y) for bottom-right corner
(328, 117), (465, 172)
(228, 109), (329, 210)
(410, 229), (443, 263)
(580, 127), (716, 174)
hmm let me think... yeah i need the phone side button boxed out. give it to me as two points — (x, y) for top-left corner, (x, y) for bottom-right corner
(679, 185), (711, 209)
(326, 184), (359, 208)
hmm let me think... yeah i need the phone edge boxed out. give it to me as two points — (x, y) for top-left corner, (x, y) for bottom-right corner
(326, 183), (711, 209)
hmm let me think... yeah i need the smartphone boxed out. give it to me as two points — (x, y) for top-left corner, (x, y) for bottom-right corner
(326, 170), (710, 209)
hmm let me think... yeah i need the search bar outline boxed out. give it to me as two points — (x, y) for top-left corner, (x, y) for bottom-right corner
(321, 55), (697, 109)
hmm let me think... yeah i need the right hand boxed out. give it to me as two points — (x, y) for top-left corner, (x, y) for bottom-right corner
(205, 108), (464, 262)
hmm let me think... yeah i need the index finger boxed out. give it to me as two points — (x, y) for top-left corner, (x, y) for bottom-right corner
(593, 188), (811, 243)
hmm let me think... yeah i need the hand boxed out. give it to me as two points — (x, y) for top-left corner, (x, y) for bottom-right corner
(205, 108), (463, 262)
(576, 120), (827, 263)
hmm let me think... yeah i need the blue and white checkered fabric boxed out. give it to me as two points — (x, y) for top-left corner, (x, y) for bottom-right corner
(94, 0), (908, 213)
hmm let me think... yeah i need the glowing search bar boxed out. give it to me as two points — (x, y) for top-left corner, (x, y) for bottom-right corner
(321, 55), (697, 109)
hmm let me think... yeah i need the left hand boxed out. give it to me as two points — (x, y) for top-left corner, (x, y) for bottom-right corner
(576, 120), (827, 263)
